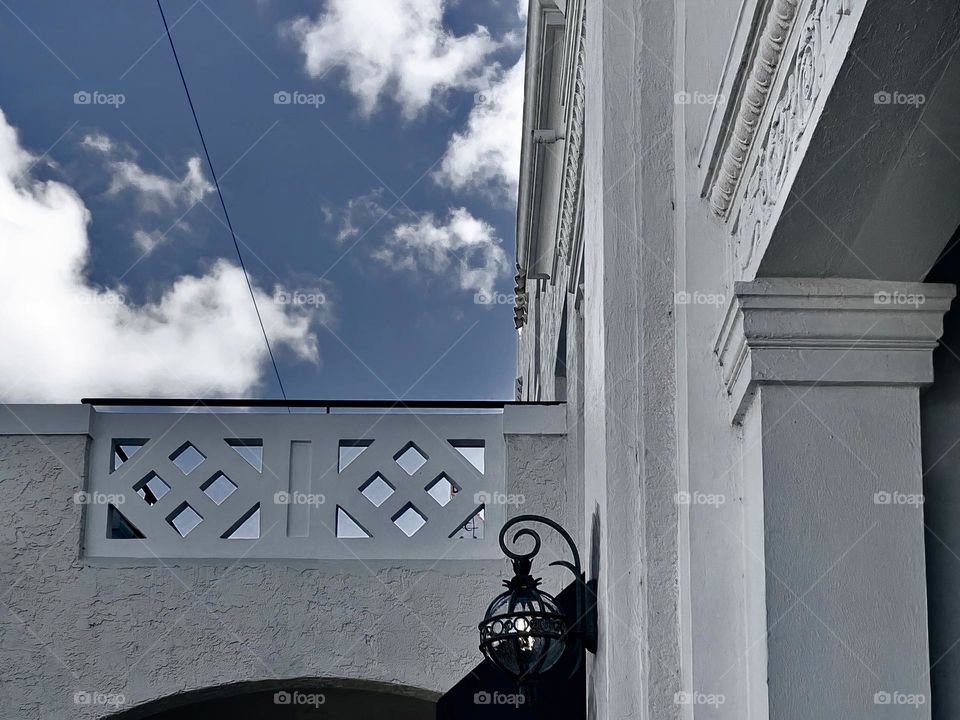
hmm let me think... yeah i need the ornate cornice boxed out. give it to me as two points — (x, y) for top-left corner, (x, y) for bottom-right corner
(701, 0), (860, 281)
(708, 0), (802, 218)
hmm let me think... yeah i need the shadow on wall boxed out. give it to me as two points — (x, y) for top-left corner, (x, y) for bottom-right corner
(437, 579), (588, 719)
(106, 678), (437, 719)
(923, 224), (960, 720)
(586, 504), (601, 720)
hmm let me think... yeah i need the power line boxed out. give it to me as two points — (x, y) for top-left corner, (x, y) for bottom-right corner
(156, 0), (289, 404)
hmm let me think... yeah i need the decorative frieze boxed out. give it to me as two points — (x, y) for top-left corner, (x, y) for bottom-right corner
(703, 0), (857, 279)
(708, 0), (802, 219)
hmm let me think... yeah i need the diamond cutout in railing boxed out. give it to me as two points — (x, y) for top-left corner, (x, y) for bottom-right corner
(167, 502), (203, 537)
(336, 507), (371, 538)
(201, 472), (237, 506)
(394, 442), (428, 476)
(108, 504), (145, 539)
(133, 472), (170, 506)
(426, 473), (458, 507)
(170, 442), (205, 475)
(449, 440), (485, 474)
(393, 503), (427, 537)
(360, 473), (394, 507)
(450, 506), (485, 540)
(111, 439), (148, 472)
(226, 439), (263, 472)
(339, 439), (373, 472)
(222, 504), (259, 539)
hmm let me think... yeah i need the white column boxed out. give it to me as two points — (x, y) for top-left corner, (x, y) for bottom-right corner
(716, 278), (954, 719)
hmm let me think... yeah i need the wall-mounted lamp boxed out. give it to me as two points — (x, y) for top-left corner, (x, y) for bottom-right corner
(478, 515), (597, 685)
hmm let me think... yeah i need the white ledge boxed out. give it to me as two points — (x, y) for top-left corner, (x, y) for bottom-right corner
(502, 404), (567, 435)
(715, 279), (956, 423)
(0, 404), (93, 436)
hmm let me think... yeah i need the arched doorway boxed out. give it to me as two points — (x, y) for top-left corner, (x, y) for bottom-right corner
(108, 679), (437, 719)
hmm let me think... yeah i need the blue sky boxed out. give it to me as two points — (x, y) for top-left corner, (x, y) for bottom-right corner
(0, 0), (526, 402)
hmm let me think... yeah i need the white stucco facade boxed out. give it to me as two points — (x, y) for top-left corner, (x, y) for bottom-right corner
(0, 404), (577, 718)
(517, 0), (960, 717)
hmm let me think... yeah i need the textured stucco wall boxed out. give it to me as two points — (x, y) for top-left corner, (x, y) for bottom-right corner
(675, 1), (757, 715)
(759, 385), (931, 718)
(583, 0), (681, 717)
(0, 425), (572, 719)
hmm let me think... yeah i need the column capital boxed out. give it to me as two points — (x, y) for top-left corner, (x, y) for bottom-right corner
(715, 278), (955, 423)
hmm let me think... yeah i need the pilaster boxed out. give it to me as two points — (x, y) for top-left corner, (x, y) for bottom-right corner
(716, 277), (954, 718)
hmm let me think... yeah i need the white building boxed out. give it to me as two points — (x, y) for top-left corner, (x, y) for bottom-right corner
(2, 0), (960, 718)
(517, 0), (960, 717)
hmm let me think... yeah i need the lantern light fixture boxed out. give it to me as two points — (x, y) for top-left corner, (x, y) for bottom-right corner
(478, 514), (597, 685)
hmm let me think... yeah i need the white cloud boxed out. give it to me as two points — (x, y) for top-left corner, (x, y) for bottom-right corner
(287, 0), (500, 118)
(80, 133), (113, 153)
(435, 56), (524, 198)
(83, 134), (214, 213)
(108, 155), (213, 210)
(373, 207), (509, 298)
(82, 133), (215, 253)
(324, 188), (415, 243)
(0, 109), (320, 402)
(132, 229), (165, 254)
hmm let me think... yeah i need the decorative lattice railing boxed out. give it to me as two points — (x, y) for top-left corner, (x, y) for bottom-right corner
(82, 409), (506, 559)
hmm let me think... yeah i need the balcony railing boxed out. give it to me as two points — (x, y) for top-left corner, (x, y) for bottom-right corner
(78, 401), (544, 561)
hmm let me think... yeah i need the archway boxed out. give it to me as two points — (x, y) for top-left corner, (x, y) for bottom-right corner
(108, 678), (437, 719)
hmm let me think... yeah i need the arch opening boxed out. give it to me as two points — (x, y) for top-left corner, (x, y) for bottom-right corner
(107, 678), (438, 719)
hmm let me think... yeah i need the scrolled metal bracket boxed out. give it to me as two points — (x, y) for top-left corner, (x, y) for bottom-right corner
(499, 514), (599, 656)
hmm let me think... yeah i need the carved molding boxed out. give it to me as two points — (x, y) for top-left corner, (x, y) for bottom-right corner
(708, 0), (802, 218)
(704, 0), (856, 279)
